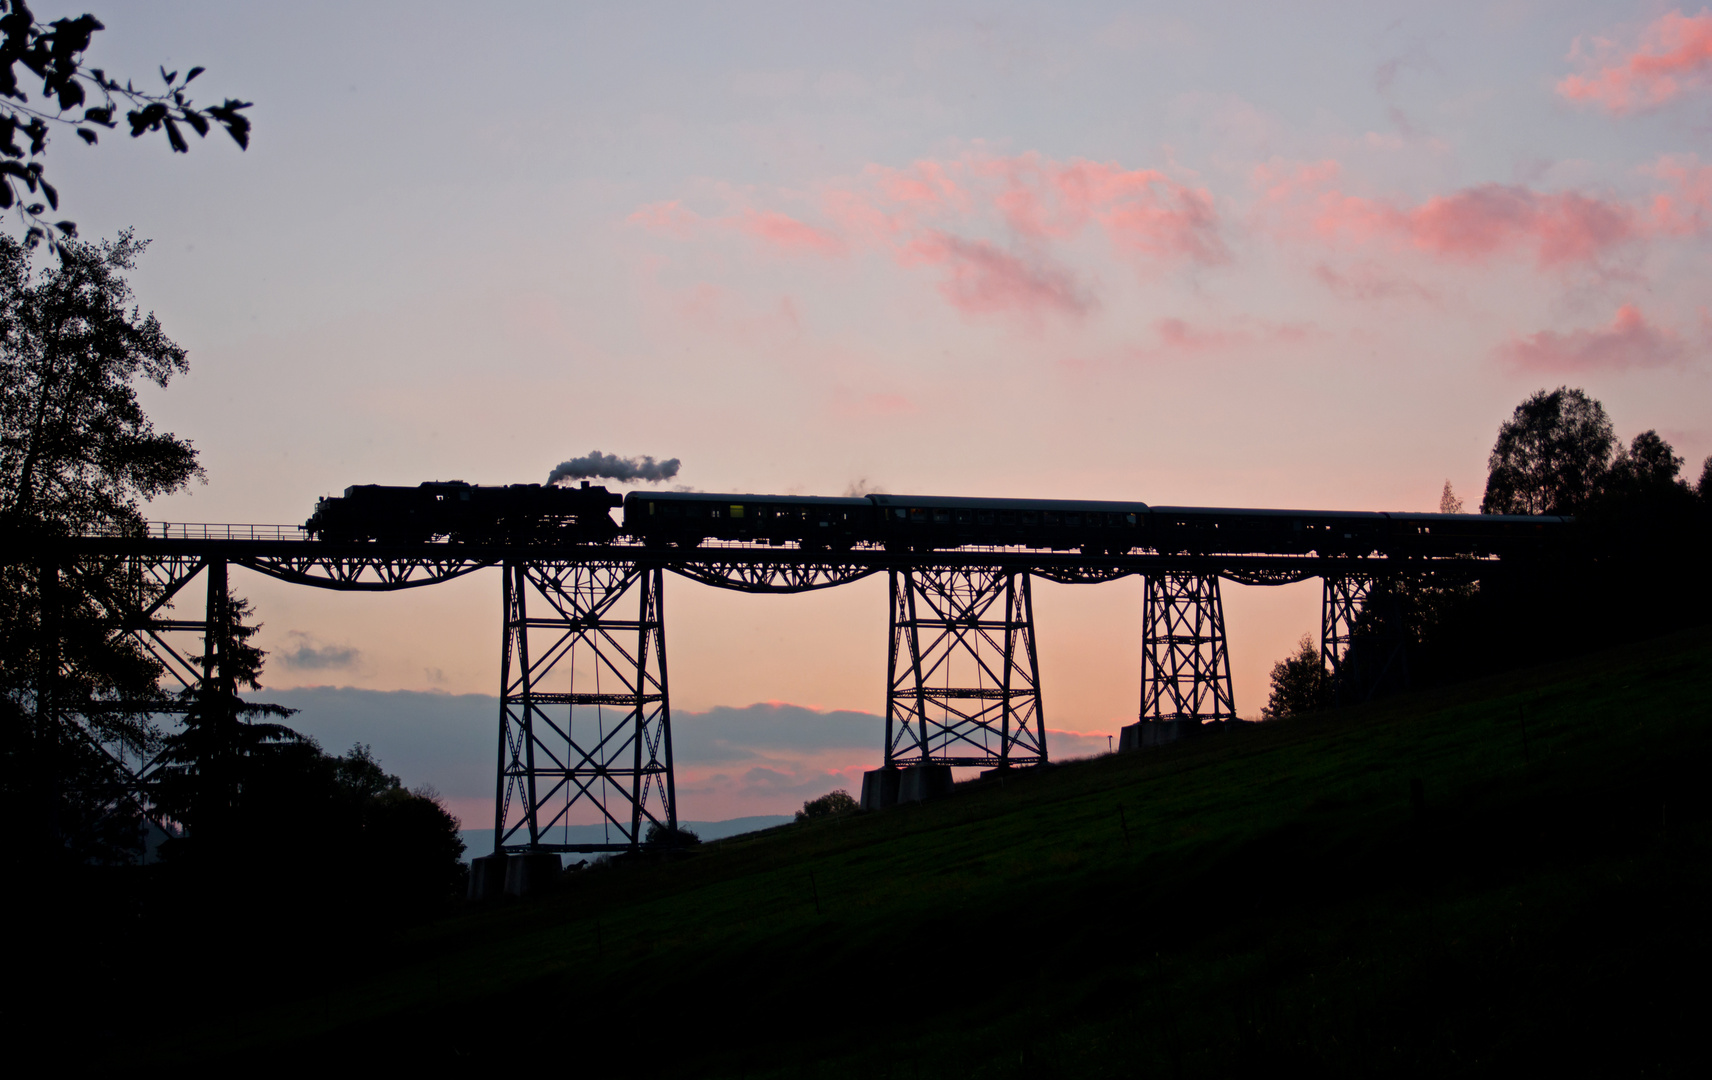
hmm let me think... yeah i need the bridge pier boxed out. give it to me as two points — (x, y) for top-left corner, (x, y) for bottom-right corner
(493, 559), (675, 856)
(1321, 573), (1410, 705)
(1122, 571), (1236, 749)
(871, 566), (1046, 804)
(39, 551), (222, 856)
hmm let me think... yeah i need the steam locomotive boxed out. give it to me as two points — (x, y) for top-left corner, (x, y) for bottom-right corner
(304, 482), (1566, 557)
(304, 480), (622, 543)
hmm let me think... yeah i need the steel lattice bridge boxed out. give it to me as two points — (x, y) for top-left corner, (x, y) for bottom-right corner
(20, 510), (1558, 873)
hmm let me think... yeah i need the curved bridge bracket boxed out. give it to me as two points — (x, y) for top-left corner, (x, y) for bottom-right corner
(1220, 567), (1319, 587)
(1031, 564), (1134, 585)
(670, 560), (879, 593)
(240, 554), (494, 591)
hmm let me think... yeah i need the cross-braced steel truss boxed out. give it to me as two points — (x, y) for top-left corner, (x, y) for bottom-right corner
(1321, 573), (1409, 705)
(32, 551), (229, 855)
(886, 566), (1046, 768)
(494, 560), (675, 854)
(1139, 572), (1236, 724)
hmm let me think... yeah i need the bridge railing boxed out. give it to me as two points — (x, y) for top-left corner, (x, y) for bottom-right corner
(129, 522), (311, 541)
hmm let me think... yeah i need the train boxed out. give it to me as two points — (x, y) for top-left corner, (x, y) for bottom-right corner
(619, 490), (1567, 557)
(300, 481), (1566, 557)
(304, 480), (622, 543)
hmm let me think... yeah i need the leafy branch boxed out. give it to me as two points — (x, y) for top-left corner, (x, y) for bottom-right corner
(0, 0), (250, 251)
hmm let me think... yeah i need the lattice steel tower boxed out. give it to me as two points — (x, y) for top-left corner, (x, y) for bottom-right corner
(1138, 571), (1236, 723)
(494, 559), (675, 854)
(1320, 572), (1409, 705)
(886, 566), (1047, 768)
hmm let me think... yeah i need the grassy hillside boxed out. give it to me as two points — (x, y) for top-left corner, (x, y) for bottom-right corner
(140, 628), (1712, 1076)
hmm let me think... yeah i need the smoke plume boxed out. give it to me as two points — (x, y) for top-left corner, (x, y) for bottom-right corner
(547, 450), (681, 486)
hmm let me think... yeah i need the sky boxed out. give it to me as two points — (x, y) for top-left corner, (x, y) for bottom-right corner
(35, 1), (1712, 825)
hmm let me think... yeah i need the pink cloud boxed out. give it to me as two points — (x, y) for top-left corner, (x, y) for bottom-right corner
(629, 150), (1225, 321)
(901, 230), (1092, 317)
(628, 202), (842, 257)
(668, 283), (805, 342)
(1147, 316), (1315, 356)
(1404, 186), (1637, 265)
(1311, 262), (1438, 302)
(734, 209), (846, 258)
(1258, 160), (1643, 269)
(1646, 154), (1712, 234)
(869, 159), (971, 212)
(1154, 317), (1244, 353)
(1558, 9), (1712, 114)
(976, 153), (1229, 263)
(1497, 303), (1686, 371)
(627, 200), (703, 238)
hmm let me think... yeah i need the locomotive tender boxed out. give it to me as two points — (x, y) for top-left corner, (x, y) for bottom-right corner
(305, 482), (1566, 557)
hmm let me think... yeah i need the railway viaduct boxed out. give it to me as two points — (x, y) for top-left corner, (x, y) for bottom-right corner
(19, 516), (1536, 892)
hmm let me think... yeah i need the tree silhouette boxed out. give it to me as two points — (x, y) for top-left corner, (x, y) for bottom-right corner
(1481, 387), (1615, 515)
(1261, 635), (1326, 720)
(0, 1), (250, 249)
(797, 789), (857, 821)
(1, 229), (203, 859)
(1603, 430), (1687, 497)
(148, 590), (298, 853)
(1439, 481), (1463, 514)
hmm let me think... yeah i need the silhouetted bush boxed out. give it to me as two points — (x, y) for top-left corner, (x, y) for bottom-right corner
(796, 789), (857, 821)
(644, 822), (701, 847)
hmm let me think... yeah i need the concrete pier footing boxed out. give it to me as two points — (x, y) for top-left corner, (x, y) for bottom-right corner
(1117, 718), (1251, 752)
(504, 852), (563, 897)
(898, 763), (954, 803)
(467, 851), (563, 900)
(859, 766), (899, 810)
(468, 853), (508, 900)
(860, 763), (953, 808)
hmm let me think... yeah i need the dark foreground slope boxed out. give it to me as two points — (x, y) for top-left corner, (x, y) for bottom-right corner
(141, 629), (1712, 1077)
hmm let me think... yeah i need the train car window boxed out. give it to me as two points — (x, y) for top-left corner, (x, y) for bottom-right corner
(662, 504), (680, 517)
(711, 507), (723, 518)
(910, 508), (927, 523)
(894, 508), (907, 520)
(1125, 513), (1137, 526)
(932, 509), (951, 524)
(730, 505), (745, 518)
(1000, 510), (1017, 525)
(954, 509), (972, 524)
(1065, 512), (1082, 526)
(1043, 511), (1061, 526)
(1021, 511), (1037, 525)
(976, 510), (995, 525)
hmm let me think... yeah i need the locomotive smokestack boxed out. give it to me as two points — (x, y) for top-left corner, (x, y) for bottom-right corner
(546, 450), (681, 486)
